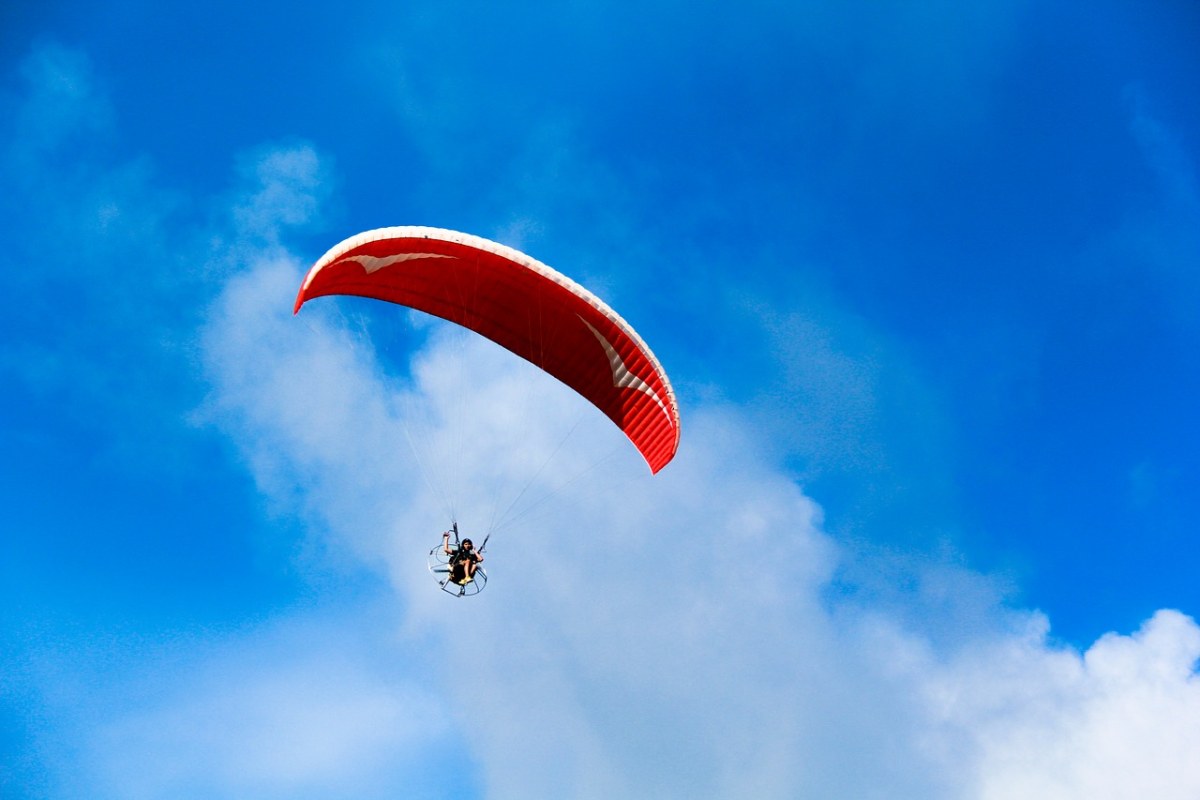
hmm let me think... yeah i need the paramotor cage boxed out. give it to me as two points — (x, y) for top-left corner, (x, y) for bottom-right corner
(428, 528), (487, 598)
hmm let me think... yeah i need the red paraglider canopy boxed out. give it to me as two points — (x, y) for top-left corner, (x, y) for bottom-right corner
(294, 226), (680, 473)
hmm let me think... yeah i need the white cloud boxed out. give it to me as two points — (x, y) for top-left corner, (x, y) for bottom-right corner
(918, 609), (1200, 799)
(191, 204), (1200, 798)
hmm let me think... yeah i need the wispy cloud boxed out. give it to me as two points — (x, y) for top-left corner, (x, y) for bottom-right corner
(56, 609), (452, 800)
(1122, 87), (1200, 321)
(187, 162), (1200, 797)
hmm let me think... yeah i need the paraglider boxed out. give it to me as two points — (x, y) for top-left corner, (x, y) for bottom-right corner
(429, 524), (487, 597)
(294, 226), (680, 595)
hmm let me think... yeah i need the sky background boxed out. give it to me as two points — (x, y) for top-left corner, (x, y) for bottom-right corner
(2, 1), (1199, 798)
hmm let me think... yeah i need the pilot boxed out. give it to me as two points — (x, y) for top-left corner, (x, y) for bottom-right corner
(443, 531), (483, 585)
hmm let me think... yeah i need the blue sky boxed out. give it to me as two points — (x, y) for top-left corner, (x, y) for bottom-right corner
(2, 1), (1199, 797)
